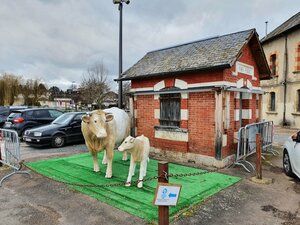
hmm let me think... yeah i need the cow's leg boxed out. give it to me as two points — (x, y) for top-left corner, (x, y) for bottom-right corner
(143, 159), (148, 177)
(137, 160), (147, 188)
(105, 146), (114, 178)
(92, 152), (99, 172)
(125, 157), (135, 187)
(102, 150), (107, 164)
(122, 151), (128, 161)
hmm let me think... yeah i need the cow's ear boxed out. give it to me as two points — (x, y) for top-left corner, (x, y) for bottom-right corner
(129, 137), (135, 143)
(105, 113), (114, 122)
(82, 115), (90, 123)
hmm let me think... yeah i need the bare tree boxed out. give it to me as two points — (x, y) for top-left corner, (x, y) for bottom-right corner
(122, 81), (131, 109)
(0, 73), (21, 105)
(80, 62), (110, 109)
(20, 79), (48, 106)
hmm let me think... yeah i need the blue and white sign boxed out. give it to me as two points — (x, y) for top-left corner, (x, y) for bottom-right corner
(153, 183), (182, 206)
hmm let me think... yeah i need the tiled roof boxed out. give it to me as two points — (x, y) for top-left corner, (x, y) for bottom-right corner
(261, 11), (300, 43)
(121, 29), (255, 80)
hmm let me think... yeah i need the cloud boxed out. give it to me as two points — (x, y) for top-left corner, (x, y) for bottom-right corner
(0, 0), (299, 90)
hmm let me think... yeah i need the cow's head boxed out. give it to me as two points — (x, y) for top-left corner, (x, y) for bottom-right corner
(118, 135), (135, 152)
(82, 110), (114, 138)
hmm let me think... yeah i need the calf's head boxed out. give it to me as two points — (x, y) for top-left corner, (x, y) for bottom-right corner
(118, 136), (135, 152)
(82, 110), (114, 138)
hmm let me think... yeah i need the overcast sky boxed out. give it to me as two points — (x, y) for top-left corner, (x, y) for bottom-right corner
(0, 0), (299, 91)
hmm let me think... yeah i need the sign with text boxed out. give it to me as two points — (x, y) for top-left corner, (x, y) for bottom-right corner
(153, 183), (182, 206)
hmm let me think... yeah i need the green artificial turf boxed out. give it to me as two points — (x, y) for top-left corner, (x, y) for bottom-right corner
(26, 152), (240, 222)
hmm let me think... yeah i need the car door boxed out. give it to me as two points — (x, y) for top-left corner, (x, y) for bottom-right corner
(67, 113), (84, 143)
(292, 142), (300, 177)
(33, 109), (52, 125)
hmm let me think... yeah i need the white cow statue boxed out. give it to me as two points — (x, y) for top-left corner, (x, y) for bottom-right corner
(118, 135), (150, 188)
(81, 107), (130, 178)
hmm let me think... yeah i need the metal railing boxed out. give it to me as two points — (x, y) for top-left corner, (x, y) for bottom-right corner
(235, 121), (278, 172)
(0, 128), (31, 186)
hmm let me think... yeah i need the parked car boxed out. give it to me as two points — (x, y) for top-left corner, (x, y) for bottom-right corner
(0, 106), (27, 128)
(3, 108), (63, 138)
(283, 131), (300, 179)
(23, 112), (85, 148)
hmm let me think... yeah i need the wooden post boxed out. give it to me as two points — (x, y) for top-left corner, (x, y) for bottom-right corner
(158, 161), (169, 225)
(256, 133), (262, 179)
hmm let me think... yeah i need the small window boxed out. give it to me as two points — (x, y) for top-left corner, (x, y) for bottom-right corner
(34, 110), (50, 118)
(270, 92), (276, 111)
(270, 54), (276, 76)
(49, 109), (63, 118)
(297, 90), (300, 112)
(296, 45), (300, 71)
(159, 92), (181, 127)
(74, 113), (84, 121)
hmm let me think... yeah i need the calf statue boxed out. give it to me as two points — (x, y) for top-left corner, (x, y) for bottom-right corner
(81, 107), (130, 178)
(118, 135), (150, 188)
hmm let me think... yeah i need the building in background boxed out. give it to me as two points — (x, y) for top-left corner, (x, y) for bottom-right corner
(121, 29), (270, 168)
(261, 11), (300, 128)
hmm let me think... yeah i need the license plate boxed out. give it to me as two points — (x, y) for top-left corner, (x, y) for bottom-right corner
(5, 122), (11, 128)
(25, 138), (31, 142)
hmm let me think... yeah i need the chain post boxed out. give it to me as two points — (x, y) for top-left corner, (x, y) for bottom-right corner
(158, 161), (169, 225)
(256, 133), (262, 179)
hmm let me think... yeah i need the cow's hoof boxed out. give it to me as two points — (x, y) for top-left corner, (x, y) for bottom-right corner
(102, 161), (107, 165)
(94, 169), (100, 173)
(125, 182), (131, 187)
(122, 157), (127, 161)
(105, 174), (112, 178)
(137, 183), (143, 188)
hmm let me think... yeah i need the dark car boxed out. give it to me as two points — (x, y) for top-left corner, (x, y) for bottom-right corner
(23, 112), (85, 148)
(3, 108), (63, 138)
(0, 106), (27, 127)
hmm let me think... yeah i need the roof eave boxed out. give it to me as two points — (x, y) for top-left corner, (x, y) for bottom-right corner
(261, 24), (300, 44)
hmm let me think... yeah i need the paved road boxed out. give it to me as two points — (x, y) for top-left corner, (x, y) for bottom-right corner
(20, 142), (88, 161)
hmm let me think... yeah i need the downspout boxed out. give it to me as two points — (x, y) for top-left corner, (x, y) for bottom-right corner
(283, 35), (288, 126)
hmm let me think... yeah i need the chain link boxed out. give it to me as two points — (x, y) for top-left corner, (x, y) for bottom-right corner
(20, 161), (221, 188)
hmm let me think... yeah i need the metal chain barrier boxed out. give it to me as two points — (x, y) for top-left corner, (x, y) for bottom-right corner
(20, 161), (220, 188)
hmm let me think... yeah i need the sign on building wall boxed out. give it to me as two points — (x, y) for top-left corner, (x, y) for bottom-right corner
(234, 61), (255, 80)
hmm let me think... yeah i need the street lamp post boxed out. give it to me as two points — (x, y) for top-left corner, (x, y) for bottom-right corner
(113, 0), (130, 109)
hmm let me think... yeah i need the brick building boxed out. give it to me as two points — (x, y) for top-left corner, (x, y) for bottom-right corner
(121, 29), (270, 167)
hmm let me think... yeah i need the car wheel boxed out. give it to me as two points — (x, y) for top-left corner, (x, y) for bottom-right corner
(283, 149), (294, 177)
(21, 128), (30, 141)
(52, 134), (65, 148)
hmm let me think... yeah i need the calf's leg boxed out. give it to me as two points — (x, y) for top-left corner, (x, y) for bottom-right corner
(125, 157), (136, 187)
(122, 151), (128, 161)
(137, 160), (147, 188)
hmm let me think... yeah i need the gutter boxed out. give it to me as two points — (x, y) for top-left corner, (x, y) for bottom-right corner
(283, 34), (288, 126)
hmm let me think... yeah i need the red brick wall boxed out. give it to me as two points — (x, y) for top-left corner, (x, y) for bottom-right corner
(131, 70), (223, 89)
(188, 91), (215, 156)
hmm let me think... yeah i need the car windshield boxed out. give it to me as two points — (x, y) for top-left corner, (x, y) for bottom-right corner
(52, 113), (74, 125)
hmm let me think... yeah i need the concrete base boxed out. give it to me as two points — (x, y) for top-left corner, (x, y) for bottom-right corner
(150, 147), (236, 168)
(249, 176), (273, 185)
